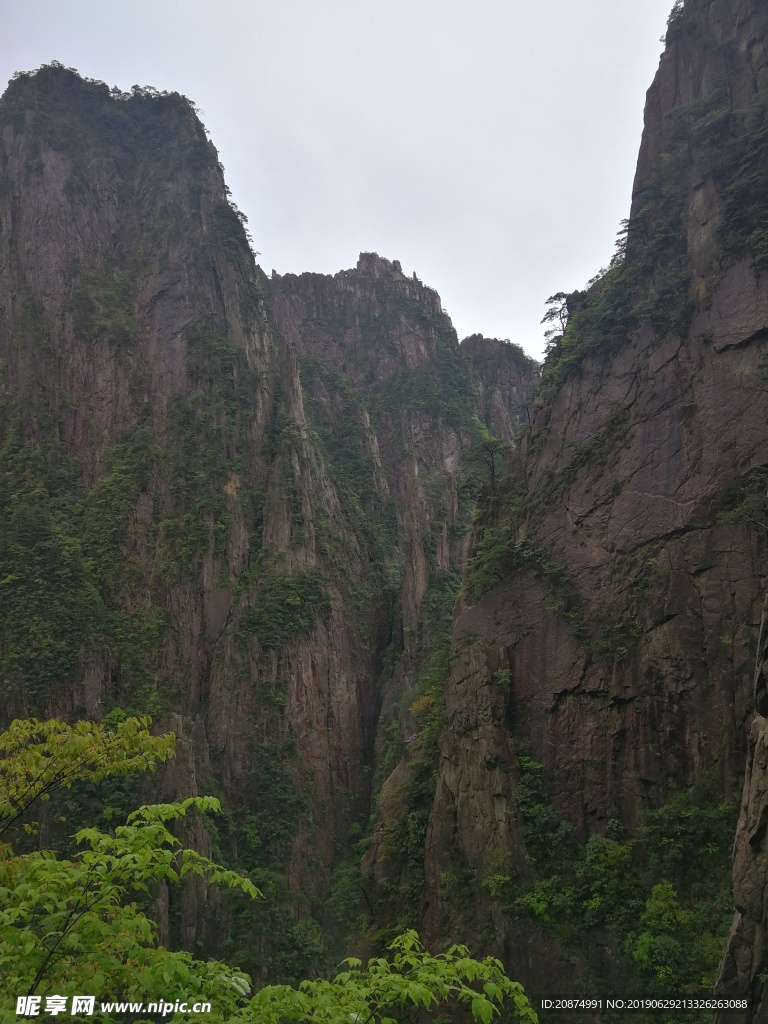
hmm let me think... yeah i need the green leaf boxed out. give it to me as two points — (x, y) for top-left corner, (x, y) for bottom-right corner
(472, 995), (495, 1024)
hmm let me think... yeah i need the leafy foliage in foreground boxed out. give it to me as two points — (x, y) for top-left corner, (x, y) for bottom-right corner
(0, 716), (175, 839)
(251, 930), (538, 1024)
(1, 797), (258, 1012)
(0, 718), (257, 1019)
(0, 717), (536, 1022)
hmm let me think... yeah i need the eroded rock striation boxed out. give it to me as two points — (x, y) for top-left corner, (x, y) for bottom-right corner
(460, 333), (533, 443)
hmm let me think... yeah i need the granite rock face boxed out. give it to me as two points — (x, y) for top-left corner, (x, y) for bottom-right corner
(265, 258), (536, 700)
(460, 334), (535, 442)
(3, 0), (768, 999)
(0, 68), (534, 974)
(358, 0), (768, 997)
(717, 597), (768, 1020)
(0, 67), (389, 931)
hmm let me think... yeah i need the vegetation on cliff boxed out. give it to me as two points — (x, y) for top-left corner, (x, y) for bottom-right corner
(488, 755), (737, 1004)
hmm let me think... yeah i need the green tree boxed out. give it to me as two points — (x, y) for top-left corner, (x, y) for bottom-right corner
(0, 718), (257, 1019)
(1, 798), (257, 1012)
(631, 883), (696, 991)
(540, 291), (570, 354)
(0, 718), (537, 1022)
(0, 716), (174, 839)
(469, 438), (507, 493)
(250, 931), (538, 1023)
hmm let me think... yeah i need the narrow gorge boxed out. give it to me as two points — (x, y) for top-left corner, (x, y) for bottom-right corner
(1, 0), (768, 1019)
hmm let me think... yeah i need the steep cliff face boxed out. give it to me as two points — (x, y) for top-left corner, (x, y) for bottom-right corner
(360, 0), (768, 1002)
(0, 66), (536, 982)
(460, 334), (534, 443)
(266, 261), (535, 670)
(6, 0), (767, 1002)
(718, 597), (768, 1018)
(0, 66), (390, 974)
(267, 255), (473, 664)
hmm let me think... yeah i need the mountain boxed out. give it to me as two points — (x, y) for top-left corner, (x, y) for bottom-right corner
(0, 62), (534, 980)
(358, 0), (768, 1007)
(1, 0), (768, 1012)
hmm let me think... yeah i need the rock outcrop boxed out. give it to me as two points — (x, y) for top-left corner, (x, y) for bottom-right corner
(0, 67), (393, 964)
(717, 597), (768, 1019)
(460, 334), (535, 442)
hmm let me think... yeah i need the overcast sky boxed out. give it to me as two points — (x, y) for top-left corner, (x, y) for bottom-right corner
(2, 0), (674, 359)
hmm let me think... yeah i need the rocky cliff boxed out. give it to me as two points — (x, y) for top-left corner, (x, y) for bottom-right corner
(0, 64), (535, 982)
(461, 334), (533, 443)
(3, 0), (768, 1008)
(718, 596), (768, 1019)
(0, 65), (391, 970)
(359, 0), (768, 1008)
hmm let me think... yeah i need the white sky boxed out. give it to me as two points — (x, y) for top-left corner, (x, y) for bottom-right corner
(2, 0), (674, 359)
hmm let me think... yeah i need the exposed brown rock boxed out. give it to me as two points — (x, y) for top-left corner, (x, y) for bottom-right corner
(4, 0), (768, 999)
(359, 0), (768, 999)
(460, 334), (536, 442)
(717, 596), (768, 1021)
(0, 69), (388, 942)
(0, 66), (536, 979)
